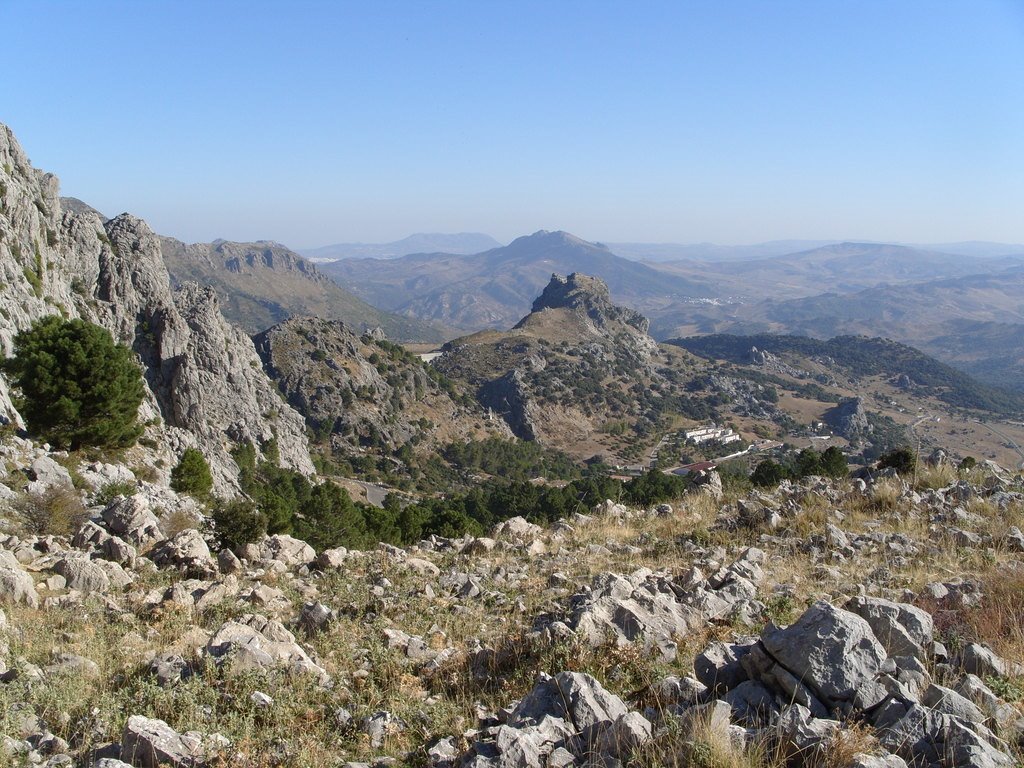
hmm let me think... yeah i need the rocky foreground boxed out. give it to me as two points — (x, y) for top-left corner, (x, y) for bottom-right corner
(2, 440), (1024, 767)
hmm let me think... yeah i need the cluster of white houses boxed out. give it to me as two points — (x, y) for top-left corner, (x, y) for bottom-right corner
(684, 425), (742, 445)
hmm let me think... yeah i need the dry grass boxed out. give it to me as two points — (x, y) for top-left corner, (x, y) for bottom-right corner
(12, 486), (88, 536)
(4, 469), (1023, 766)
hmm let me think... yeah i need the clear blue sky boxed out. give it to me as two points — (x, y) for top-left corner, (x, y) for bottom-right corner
(4, 1), (1024, 248)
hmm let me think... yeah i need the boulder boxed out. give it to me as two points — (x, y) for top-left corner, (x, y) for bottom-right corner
(216, 548), (242, 574)
(492, 516), (543, 543)
(102, 496), (164, 547)
(53, 556), (110, 594)
(27, 456), (73, 491)
(564, 550), (763, 662)
(757, 601), (888, 714)
(205, 614), (329, 684)
(315, 547), (348, 569)
(694, 638), (756, 694)
(0, 565), (39, 607)
(258, 534), (315, 567)
(298, 601), (335, 633)
(150, 529), (214, 575)
(510, 671), (629, 732)
(958, 643), (1024, 679)
(120, 715), (200, 768)
(845, 596), (933, 661)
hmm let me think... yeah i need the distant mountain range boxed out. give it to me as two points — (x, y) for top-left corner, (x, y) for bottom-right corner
(319, 230), (716, 332)
(299, 232), (503, 261)
(311, 232), (1024, 392)
(125, 215), (1024, 392)
(301, 235), (1024, 264)
(650, 242), (1024, 301)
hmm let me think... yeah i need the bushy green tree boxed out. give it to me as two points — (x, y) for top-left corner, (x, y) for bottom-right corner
(751, 459), (787, 488)
(170, 448), (214, 498)
(2, 317), (145, 449)
(878, 447), (917, 475)
(795, 448), (824, 477)
(820, 446), (849, 478)
(211, 498), (267, 550)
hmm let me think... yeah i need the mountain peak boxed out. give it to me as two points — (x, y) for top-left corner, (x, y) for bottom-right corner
(530, 272), (612, 313)
(513, 230), (610, 251)
(519, 272), (655, 353)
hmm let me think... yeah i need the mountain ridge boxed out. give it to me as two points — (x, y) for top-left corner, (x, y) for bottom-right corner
(159, 236), (446, 342)
(299, 232), (502, 261)
(321, 230), (716, 333)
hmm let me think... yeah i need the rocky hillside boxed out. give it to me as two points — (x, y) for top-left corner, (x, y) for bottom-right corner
(160, 236), (445, 342)
(672, 335), (1024, 417)
(0, 122), (312, 490)
(1, 432), (1023, 767)
(253, 317), (508, 462)
(435, 272), (706, 460)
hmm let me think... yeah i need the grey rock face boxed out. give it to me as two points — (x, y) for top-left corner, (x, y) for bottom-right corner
(562, 549), (763, 661)
(478, 369), (543, 442)
(53, 556), (110, 594)
(0, 564), (39, 607)
(462, 671), (645, 766)
(758, 601), (888, 714)
(258, 534), (315, 567)
(253, 317), (497, 457)
(101, 496), (165, 547)
(205, 614), (329, 684)
(525, 273), (655, 352)
(26, 457), (73, 492)
(958, 643), (1024, 679)
(511, 671), (630, 731)
(846, 595), (934, 660)
(0, 123), (312, 493)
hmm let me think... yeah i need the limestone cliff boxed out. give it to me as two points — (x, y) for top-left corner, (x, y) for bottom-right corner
(0, 123), (312, 490)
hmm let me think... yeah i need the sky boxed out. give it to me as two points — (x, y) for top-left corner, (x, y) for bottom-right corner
(4, 1), (1024, 248)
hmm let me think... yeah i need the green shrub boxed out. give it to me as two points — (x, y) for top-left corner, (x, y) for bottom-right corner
(2, 317), (145, 449)
(751, 459), (787, 488)
(91, 480), (137, 507)
(170, 448), (213, 498)
(211, 498), (267, 550)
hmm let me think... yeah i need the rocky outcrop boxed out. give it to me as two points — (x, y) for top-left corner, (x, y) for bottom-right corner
(477, 369), (541, 441)
(0, 122), (312, 490)
(460, 671), (649, 766)
(524, 272), (654, 343)
(543, 548), (766, 662)
(436, 272), (666, 456)
(825, 397), (874, 442)
(693, 599), (1020, 767)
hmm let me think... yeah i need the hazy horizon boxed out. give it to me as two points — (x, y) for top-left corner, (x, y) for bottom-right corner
(5, 1), (1023, 247)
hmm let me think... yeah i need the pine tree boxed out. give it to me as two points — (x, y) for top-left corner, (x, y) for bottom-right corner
(3, 317), (145, 449)
(170, 448), (214, 498)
